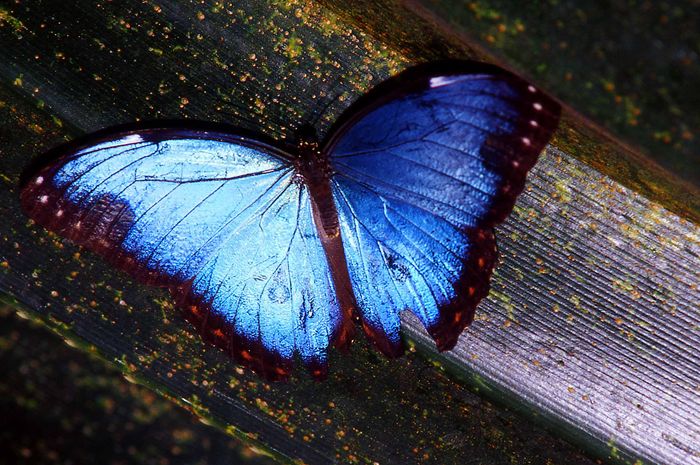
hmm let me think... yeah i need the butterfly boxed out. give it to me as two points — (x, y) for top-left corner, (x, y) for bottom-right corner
(20, 60), (560, 380)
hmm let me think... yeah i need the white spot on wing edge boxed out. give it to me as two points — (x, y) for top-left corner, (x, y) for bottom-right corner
(120, 134), (144, 144)
(429, 75), (471, 88)
(35, 176), (44, 185)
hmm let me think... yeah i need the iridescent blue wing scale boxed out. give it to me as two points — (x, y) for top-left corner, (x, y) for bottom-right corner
(21, 127), (349, 379)
(326, 61), (560, 355)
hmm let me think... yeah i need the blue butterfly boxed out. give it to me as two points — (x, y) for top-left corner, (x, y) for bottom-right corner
(20, 61), (559, 380)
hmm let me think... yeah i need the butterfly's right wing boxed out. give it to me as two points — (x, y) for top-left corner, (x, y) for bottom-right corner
(21, 127), (351, 379)
(326, 62), (560, 356)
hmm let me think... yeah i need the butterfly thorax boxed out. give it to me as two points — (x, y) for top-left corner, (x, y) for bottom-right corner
(294, 131), (339, 239)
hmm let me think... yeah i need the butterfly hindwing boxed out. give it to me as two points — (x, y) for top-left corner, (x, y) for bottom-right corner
(327, 62), (560, 354)
(21, 128), (348, 379)
(331, 177), (497, 355)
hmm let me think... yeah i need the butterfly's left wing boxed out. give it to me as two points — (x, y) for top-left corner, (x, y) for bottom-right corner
(21, 127), (351, 379)
(325, 61), (560, 356)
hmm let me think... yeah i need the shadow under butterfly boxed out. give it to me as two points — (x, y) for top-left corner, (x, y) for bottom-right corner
(20, 60), (560, 381)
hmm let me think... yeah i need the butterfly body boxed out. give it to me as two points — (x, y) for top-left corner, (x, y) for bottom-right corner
(21, 61), (560, 380)
(293, 127), (341, 239)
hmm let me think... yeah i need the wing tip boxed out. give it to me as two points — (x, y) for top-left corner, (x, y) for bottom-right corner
(480, 75), (561, 227)
(21, 173), (180, 289)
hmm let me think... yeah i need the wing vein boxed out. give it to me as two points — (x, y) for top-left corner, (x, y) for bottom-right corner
(334, 167), (476, 222)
